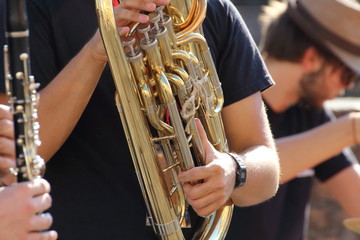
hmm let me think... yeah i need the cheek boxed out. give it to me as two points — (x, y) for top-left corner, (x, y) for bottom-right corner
(325, 70), (345, 98)
(333, 81), (346, 96)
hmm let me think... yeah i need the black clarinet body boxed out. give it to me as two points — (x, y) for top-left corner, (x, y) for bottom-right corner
(4, 0), (44, 182)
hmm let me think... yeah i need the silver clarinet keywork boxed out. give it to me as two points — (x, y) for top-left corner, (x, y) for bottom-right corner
(95, 0), (233, 239)
(3, 0), (45, 182)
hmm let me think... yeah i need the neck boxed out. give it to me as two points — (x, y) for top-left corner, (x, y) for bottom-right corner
(262, 56), (303, 113)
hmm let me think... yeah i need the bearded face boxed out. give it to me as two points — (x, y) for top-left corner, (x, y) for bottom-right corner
(298, 63), (330, 108)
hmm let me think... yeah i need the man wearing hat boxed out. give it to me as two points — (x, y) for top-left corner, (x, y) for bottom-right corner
(226, 0), (360, 239)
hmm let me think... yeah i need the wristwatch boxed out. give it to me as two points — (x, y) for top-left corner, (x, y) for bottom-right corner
(226, 152), (247, 189)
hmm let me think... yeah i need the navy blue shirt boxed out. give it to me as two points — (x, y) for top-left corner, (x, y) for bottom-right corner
(1, 0), (273, 239)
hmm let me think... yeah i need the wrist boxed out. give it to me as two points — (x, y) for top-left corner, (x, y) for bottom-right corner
(226, 152), (247, 189)
(85, 30), (108, 64)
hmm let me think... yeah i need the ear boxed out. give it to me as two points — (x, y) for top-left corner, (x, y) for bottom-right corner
(300, 47), (323, 73)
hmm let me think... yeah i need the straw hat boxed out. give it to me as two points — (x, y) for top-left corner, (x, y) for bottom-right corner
(287, 0), (360, 74)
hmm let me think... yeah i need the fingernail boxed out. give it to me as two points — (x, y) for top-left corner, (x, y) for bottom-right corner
(161, 0), (171, 5)
(41, 212), (52, 219)
(138, 14), (149, 23)
(50, 230), (58, 239)
(146, 2), (156, 11)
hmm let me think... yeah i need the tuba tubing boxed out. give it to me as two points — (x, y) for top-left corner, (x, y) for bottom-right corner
(95, 0), (233, 239)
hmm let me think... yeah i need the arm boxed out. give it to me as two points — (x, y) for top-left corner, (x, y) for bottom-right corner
(0, 179), (57, 240)
(276, 113), (357, 183)
(179, 93), (280, 216)
(323, 164), (360, 218)
(19, 0), (170, 161)
(222, 92), (279, 206)
(35, 31), (107, 161)
(177, 0), (280, 216)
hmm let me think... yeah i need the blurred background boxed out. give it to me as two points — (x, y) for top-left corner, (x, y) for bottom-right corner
(230, 0), (360, 240)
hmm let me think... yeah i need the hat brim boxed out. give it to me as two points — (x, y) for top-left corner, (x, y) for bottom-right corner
(287, 0), (360, 74)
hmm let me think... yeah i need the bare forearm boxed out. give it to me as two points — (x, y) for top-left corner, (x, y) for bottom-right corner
(231, 145), (279, 206)
(324, 165), (360, 218)
(38, 36), (106, 161)
(277, 114), (354, 183)
(222, 94), (280, 206)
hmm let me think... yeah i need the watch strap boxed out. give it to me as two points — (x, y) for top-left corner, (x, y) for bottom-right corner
(226, 152), (247, 189)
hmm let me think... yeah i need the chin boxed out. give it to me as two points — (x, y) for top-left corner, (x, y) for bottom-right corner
(302, 98), (324, 109)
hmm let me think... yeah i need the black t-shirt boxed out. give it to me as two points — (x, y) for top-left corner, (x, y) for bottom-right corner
(1, 0), (273, 239)
(225, 102), (354, 240)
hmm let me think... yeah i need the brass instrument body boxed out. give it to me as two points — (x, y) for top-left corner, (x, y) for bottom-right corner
(95, 0), (233, 239)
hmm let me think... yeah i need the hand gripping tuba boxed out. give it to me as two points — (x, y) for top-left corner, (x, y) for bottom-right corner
(95, 0), (233, 239)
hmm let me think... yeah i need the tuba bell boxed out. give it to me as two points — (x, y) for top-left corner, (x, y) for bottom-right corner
(95, 0), (233, 239)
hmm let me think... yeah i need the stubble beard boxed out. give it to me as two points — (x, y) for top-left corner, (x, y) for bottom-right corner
(298, 64), (329, 109)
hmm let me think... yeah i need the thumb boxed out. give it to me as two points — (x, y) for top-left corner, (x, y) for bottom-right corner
(194, 118), (214, 165)
(117, 26), (130, 36)
(195, 118), (207, 145)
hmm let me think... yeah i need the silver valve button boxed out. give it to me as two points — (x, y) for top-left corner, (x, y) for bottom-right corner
(156, 6), (165, 22)
(149, 12), (161, 32)
(122, 36), (137, 57)
(137, 23), (151, 43)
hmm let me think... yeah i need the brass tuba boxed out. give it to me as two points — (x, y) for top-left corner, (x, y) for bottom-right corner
(95, 0), (233, 239)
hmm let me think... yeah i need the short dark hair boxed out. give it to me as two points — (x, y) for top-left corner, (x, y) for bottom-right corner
(258, 0), (337, 63)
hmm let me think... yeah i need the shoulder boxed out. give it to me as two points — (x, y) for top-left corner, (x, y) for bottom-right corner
(203, 0), (250, 54)
(203, 0), (274, 105)
(204, 0), (256, 54)
(206, 0), (238, 14)
(205, 0), (244, 28)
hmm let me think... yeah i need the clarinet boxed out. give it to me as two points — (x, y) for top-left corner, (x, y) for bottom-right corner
(3, 0), (44, 182)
